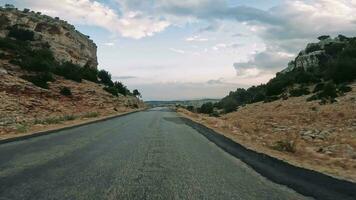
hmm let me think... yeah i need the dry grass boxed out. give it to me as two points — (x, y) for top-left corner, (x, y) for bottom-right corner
(0, 68), (146, 139)
(178, 83), (356, 182)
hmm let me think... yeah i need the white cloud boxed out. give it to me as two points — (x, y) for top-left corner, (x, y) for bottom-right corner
(103, 42), (115, 46)
(169, 48), (185, 54)
(233, 46), (295, 77)
(14, 0), (170, 39)
(185, 35), (209, 42)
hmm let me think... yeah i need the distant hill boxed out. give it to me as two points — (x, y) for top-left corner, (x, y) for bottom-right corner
(146, 99), (220, 107)
(216, 35), (356, 113)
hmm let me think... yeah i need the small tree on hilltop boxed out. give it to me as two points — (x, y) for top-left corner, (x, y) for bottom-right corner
(318, 35), (330, 41)
(98, 70), (113, 86)
(133, 89), (141, 98)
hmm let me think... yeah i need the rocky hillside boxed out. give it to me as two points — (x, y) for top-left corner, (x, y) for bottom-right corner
(0, 6), (144, 139)
(0, 6), (97, 68)
(179, 35), (356, 182)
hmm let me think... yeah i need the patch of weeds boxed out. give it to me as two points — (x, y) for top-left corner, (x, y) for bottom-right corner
(60, 87), (72, 96)
(271, 140), (296, 153)
(33, 114), (78, 125)
(15, 123), (28, 133)
(82, 112), (100, 118)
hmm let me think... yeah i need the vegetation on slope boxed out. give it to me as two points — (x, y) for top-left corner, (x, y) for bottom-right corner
(194, 35), (356, 114)
(0, 22), (141, 97)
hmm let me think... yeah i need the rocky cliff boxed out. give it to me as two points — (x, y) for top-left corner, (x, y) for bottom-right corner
(0, 6), (145, 139)
(0, 6), (98, 68)
(282, 35), (349, 73)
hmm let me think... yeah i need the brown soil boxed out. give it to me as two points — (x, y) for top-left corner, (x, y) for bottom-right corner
(178, 83), (356, 182)
(0, 62), (145, 139)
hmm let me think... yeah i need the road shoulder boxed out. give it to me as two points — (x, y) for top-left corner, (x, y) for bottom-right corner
(0, 109), (145, 144)
(177, 111), (356, 200)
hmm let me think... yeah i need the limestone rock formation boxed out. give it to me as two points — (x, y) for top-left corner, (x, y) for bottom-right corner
(282, 35), (348, 73)
(0, 7), (98, 68)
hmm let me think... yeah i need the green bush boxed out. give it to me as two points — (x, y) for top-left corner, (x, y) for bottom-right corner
(20, 49), (56, 72)
(209, 110), (220, 117)
(133, 89), (141, 98)
(98, 70), (113, 86)
(114, 81), (130, 96)
(82, 112), (99, 118)
(263, 96), (280, 103)
(186, 106), (194, 112)
(60, 87), (72, 96)
(8, 26), (35, 41)
(272, 140), (296, 153)
(22, 72), (54, 89)
(338, 84), (352, 93)
(104, 86), (118, 96)
(324, 58), (356, 83)
(313, 83), (325, 93)
(0, 37), (31, 54)
(319, 82), (338, 99)
(221, 97), (238, 113)
(199, 102), (214, 114)
(81, 65), (98, 82)
(290, 86), (310, 97)
(54, 62), (82, 82)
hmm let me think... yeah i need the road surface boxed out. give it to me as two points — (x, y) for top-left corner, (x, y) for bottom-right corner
(0, 108), (311, 200)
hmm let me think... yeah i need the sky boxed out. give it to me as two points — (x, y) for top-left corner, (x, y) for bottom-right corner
(2, 0), (356, 100)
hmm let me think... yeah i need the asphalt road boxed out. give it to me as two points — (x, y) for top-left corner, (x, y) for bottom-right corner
(0, 108), (311, 200)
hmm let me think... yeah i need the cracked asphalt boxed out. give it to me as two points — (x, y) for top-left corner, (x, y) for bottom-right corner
(0, 108), (311, 200)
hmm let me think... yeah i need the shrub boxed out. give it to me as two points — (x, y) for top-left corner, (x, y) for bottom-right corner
(81, 65), (98, 82)
(82, 112), (99, 118)
(0, 15), (10, 28)
(305, 44), (322, 54)
(222, 97), (238, 113)
(209, 110), (220, 117)
(263, 96), (280, 103)
(199, 102), (214, 114)
(186, 106), (194, 112)
(319, 82), (338, 99)
(289, 86), (310, 97)
(338, 84), (352, 93)
(8, 26), (35, 41)
(133, 89), (141, 98)
(114, 81), (130, 96)
(22, 72), (54, 89)
(272, 140), (296, 153)
(104, 86), (118, 96)
(98, 70), (113, 86)
(0, 37), (31, 54)
(15, 123), (28, 133)
(60, 87), (72, 96)
(20, 49), (56, 72)
(324, 58), (356, 83)
(54, 62), (82, 82)
(313, 83), (325, 93)
(318, 35), (330, 41)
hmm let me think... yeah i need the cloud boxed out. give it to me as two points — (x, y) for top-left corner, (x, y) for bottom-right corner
(13, 0), (356, 42)
(185, 35), (209, 42)
(233, 47), (294, 77)
(13, 0), (169, 39)
(103, 42), (115, 46)
(112, 76), (137, 80)
(169, 48), (185, 54)
(206, 78), (224, 85)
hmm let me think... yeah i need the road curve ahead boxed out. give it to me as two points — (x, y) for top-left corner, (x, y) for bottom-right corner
(0, 108), (311, 200)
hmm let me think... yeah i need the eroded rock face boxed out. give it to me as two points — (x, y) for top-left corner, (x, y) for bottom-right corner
(282, 36), (348, 73)
(0, 8), (98, 68)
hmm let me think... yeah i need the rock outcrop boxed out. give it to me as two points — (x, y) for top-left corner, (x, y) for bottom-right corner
(282, 35), (348, 73)
(0, 7), (98, 68)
